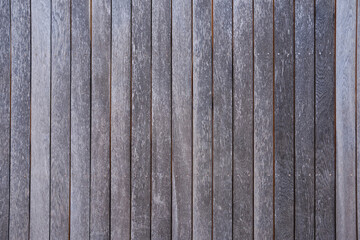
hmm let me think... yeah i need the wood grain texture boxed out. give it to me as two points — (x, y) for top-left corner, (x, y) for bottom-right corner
(50, 0), (70, 238)
(315, 0), (336, 238)
(0, 0), (10, 238)
(274, 0), (294, 239)
(213, 0), (232, 239)
(193, 0), (212, 238)
(131, 0), (152, 238)
(253, 0), (273, 239)
(91, 0), (111, 238)
(294, 0), (315, 239)
(30, 0), (51, 238)
(358, 0), (360, 235)
(233, 0), (253, 239)
(70, 0), (91, 238)
(336, 0), (357, 238)
(111, 0), (131, 239)
(171, 0), (192, 239)
(151, 0), (172, 239)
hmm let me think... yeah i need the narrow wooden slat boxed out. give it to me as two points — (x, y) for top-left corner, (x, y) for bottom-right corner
(50, 0), (70, 238)
(70, 0), (91, 238)
(151, 0), (172, 239)
(0, 0), (10, 238)
(90, 0), (111, 238)
(358, 0), (360, 235)
(30, 0), (51, 238)
(111, 0), (131, 239)
(171, 0), (192, 238)
(192, 0), (212, 238)
(213, 0), (232, 239)
(253, 0), (273, 238)
(336, 0), (357, 238)
(315, 0), (336, 238)
(233, 0), (253, 238)
(131, 0), (152, 238)
(294, 0), (315, 239)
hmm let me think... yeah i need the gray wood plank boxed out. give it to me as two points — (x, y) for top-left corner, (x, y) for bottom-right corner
(358, 0), (360, 235)
(91, 0), (111, 238)
(274, 0), (294, 238)
(131, 0), (152, 238)
(294, 0), (315, 239)
(111, 0), (131, 239)
(151, 0), (172, 239)
(0, 0), (10, 238)
(253, 0), (273, 238)
(9, 0), (31, 239)
(213, 0), (232, 239)
(171, 0), (192, 239)
(30, 0), (51, 238)
(336, 0), (357, 238)
(50, 0), (70, 238)
(315, 0), (336, 238)
(70, 0), (91, 238)
(192, 0), (212, 238)
(233, 0), (253, 238)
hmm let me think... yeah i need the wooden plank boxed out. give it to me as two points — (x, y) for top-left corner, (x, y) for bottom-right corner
(70, 0), (91, 238)
(213, 0), (232, 239)
(274, 0), (294, 238)
(50, 0), (70, 238)
(315, 0), (336, 238)
(0, 0), (10, 238)
(30, 0), (51, 238)
(131, 0), (152, 238)
(253, 0), (273, 238)
(90, 0), (111, 238)
(294, 0), (315, 239)
(358, 0), (360, 235)
(192, 0), (212, 238)
(171, 0), (192, 239)
(233, 0), (253, 238)
(151, 0), (172, 239)
(336, 0), (357, 238)
(111, 0), (131, 239)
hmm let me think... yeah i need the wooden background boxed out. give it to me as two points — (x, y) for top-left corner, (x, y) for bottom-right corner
(0, 0), (359, 239)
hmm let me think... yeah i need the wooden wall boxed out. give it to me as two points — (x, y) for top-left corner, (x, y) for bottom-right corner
(0, 0), (359, 239)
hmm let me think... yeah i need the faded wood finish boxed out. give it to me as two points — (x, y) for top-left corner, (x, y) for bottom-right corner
(294, 0), (315, 239)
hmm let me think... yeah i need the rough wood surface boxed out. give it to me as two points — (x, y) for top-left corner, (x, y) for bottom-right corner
(294, 0), (315, 239)
(151, 0), (172, 239)
(192, 0), (212, 239)
(50, 0), (70, 238)
(336, 0), (357, 238)
(315, 0), (336, 238)
(171, 0), (192, 239)
(131, 0), (152, 238)
(111, 0), (131, 239)
(30, 0), (51, 238)
(253, 0), (274, 239)
(233, 0), (253, 238)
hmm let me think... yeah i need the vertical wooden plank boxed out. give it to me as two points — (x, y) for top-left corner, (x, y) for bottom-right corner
(233, 0), (253, 238)
(336, 0), (357, 238)
(151, 0), (172, 239)
(0, 0), (10, 238)
(213, 0), (232, 239)
(192, 0), (212, 238)
(274, 0), (294, 238)
(172, 0), (192, 238)
(315, 0), (336, 238)
(91, 0), (111, 238)
(358, 0), (360, 235)
(131, 0), (151, 238)
(50, 0), (70, 238)
(294, 0), (315, 239)
(30, 0), (51, 238)
(111, 0), (131, 239)
(253, 0), (273, 238)
(70, 0), (91, 238)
